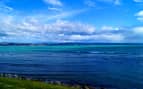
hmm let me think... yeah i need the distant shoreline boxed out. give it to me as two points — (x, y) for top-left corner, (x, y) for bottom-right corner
(0, 42), (142, 46)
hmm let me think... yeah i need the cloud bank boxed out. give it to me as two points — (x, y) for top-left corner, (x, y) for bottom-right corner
(0, 13), (143, 43)
(0, 0), (143, 43)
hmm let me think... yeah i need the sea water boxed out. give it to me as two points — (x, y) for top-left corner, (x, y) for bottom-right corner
(0, 43), (143, 89)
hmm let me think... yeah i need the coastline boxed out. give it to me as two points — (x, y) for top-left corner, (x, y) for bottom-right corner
(0, 73), (108, 89)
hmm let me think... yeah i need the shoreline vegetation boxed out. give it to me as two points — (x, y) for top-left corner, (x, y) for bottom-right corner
(0, 73), (106, 89)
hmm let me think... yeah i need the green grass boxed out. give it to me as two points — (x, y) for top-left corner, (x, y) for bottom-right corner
(0, 77), (80, 89)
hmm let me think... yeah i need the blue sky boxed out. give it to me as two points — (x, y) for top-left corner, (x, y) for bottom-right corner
(0, 0), (143, 43)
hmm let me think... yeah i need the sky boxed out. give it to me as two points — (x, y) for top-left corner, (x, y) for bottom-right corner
(0, 0), (143, 43)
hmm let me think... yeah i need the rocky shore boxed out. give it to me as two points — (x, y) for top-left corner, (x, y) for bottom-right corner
(0, 73), (109, 89)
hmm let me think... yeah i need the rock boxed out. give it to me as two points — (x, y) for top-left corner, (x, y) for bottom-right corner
(55, 81), (62, 85)
(84, 86), (90, 89)
(13, 74), (18, 78)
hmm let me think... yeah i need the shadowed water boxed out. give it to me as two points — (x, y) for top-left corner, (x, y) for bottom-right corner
(0, 44), (143, 89)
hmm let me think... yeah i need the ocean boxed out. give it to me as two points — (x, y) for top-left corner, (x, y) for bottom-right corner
(0, 43), (143, 89)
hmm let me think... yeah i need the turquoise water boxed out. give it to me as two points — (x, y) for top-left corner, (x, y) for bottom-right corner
(0, 44), (143, 89)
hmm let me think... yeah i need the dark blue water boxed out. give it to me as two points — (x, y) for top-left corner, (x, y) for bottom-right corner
(0, 44), (143, 89)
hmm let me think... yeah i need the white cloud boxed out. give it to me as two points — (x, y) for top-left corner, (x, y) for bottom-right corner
(101, 26), (119, 31)
(46, 9), (87, 20)
(114, 0), (121, 5)
(135, 10), (143, 22)
(0, 14), (97, 42)
(136, 10), (143, 16)
(1, 13), (143, 43)
(98, 0), (121, 5)
(84, 0), (96, 7)
(28, 9), (87, 22)
(0, 3), (143, 43)
(44, 0), (63, 6)
(133, 26), (143, 34)
(69, 34), (124, 42)
(0, 3), (13, 13)
(1, 10), (143, 43)
(134, 0), (143, 2)
(48, 7), (62, 11)
(0, 13), (126, 43)
(137, 17), (143, 22)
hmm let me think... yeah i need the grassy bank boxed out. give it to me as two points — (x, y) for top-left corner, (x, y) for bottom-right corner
(0, 77), (80, 89)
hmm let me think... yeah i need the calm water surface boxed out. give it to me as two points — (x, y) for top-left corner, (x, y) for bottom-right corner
(0, 44), (143, 89)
